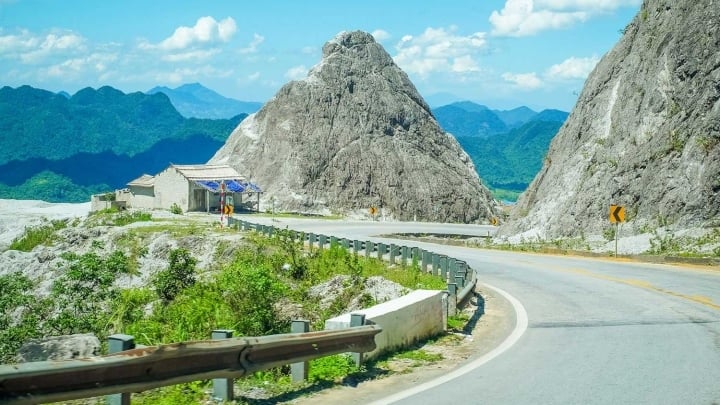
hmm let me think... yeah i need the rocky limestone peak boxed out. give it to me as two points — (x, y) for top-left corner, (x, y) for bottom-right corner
(499, 0), (720, 239)
(210, 30), (498, 222)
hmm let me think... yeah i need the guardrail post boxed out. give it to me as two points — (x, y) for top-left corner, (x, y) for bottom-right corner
(432, 253), (440, 276)
(421, 250), (430, 272)
(456, 262), (467, 287)
(341, 238), (350, 249)
(212, 330), (235, 401)
(308, 233), (315, 249)
(107, 334), (135, 405)
(365, 241), (373, 258)
(353, 240), (362, 254)
(290, 320), (310, 383)
(401, 246), (409, 267)
(447, 283), (458, 316)
(389, 244), (397, 265)
(448, 258), (457, 282)
(410, 247), (419, 265)
(319, 235), (327, 249)
(330, 236), (338, 246)
(440, 256), (448, 280)
(350, 313), (366, 366)
(377, 243), (386, 260)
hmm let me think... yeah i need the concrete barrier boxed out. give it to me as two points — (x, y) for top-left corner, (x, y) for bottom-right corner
(324, 290), (446, 359)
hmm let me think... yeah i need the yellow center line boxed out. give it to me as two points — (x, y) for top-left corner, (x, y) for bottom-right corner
(562, 267), (720, 311)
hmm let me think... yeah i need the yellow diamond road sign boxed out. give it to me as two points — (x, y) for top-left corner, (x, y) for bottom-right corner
(369, 206), (378, 216)
(610, 205), (625, 223)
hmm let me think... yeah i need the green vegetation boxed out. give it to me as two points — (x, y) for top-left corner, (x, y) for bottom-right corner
(0, 171), (110, 203)
(447, 313), (470, 331)
(456, 120), (563, 201)
(153, 248), (197, 302)
(169, 202), (183, 215)
(0, 86), (239, 164)
(8, 219), (67, 251)
(0, 85), (244, 203)
(0, 222), (459, 402)
(88, 208), (153, 227)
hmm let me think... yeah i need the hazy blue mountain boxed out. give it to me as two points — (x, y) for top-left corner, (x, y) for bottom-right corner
(493, 106), (538, 128)
(432, 103), (507, 137)
(0, 85), (243, 202)
(57, 91), (70, 99)
(447, 101), (490, 113)
(437, 102), (568, 201)
(532, 109), (569, 123)
(147, 82), (262, 119)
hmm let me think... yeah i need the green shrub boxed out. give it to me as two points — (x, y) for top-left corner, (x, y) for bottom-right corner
(48, 250), (131, 336)
(153, 248), (197, 302)
(169, 203), (183, 215)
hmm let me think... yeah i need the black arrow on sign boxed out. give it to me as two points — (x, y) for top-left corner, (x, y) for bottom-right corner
(612, 206), (623, 223)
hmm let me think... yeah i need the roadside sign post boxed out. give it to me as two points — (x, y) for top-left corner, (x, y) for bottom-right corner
(609, 205), (626, 257)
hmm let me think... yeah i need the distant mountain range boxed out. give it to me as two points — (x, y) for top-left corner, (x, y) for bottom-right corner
(0, 85), (243, 202)
(432, 101), (569, 201)
(147, 83), (262, 119)
(0, 83), (567, 203)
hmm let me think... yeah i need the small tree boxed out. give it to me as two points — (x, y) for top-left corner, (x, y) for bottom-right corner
(169, 203), (183, 215)
(154, 248), (197, 302)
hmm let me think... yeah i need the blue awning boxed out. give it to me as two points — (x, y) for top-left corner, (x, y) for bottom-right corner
(194, 180), (262, 193)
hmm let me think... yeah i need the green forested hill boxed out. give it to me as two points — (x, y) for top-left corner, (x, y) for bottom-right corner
(0, 85), (240, 164)
(455, 119), (564, 201)
(0, 85), (243, 202)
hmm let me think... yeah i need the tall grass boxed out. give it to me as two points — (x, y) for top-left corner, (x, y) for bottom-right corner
(8, 219), (67, 251)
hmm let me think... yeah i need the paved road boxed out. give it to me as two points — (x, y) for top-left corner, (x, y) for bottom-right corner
(248, 217), (720, 404)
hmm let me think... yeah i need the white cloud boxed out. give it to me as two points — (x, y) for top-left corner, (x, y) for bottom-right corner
(536, 0), (642, 12)
(153, 66), (234, 85)
(301, 46), (316, 55)
(162, 49), (220, 62)
(140, 16), (237, 51)
(490, 0), (641, 37)
(248, 72), (261, 81)
(490, 0), (587, 37)
(0, 30), (87, 63)
(239, 33), (264, 54)
(371, 29), (390, 42)
(44, 52), (118, 78)
(393, 27), (486, 77)
(0, 29), (39, 55)
(545, 55), (599, 79)
(451, 55), (480, 73)
(502, 72), (543, 89)
(284, 65), (308, 80)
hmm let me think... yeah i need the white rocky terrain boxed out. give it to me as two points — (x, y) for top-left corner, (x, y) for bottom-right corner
(500, 0), (720, 241)
(210, 31), (498, 223)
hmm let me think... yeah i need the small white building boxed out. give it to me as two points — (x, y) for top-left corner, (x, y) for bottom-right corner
(114, 164), (261, 213)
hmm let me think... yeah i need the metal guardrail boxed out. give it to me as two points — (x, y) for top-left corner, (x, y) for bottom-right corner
(229, 218), (479, 310)
(0, 325), (381, 405)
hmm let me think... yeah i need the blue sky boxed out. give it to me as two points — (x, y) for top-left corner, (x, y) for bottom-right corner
(0, 0), (641, 111)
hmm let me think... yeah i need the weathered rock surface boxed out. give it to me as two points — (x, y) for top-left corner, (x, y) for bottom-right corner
(500, 0), (720, 239)
(16, 333), (100, 362)
(210, 31), (498, 223)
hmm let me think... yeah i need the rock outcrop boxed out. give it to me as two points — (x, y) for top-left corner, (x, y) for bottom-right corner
(500, 0), (720, 239)
(210, 31), (497, 222)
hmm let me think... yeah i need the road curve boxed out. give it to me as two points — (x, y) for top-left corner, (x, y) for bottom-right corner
(248, 217), (720, 404)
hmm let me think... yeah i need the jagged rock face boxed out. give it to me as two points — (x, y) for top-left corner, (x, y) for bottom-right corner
(500, 0), (720, 239)
(210, 31), (497, 222)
